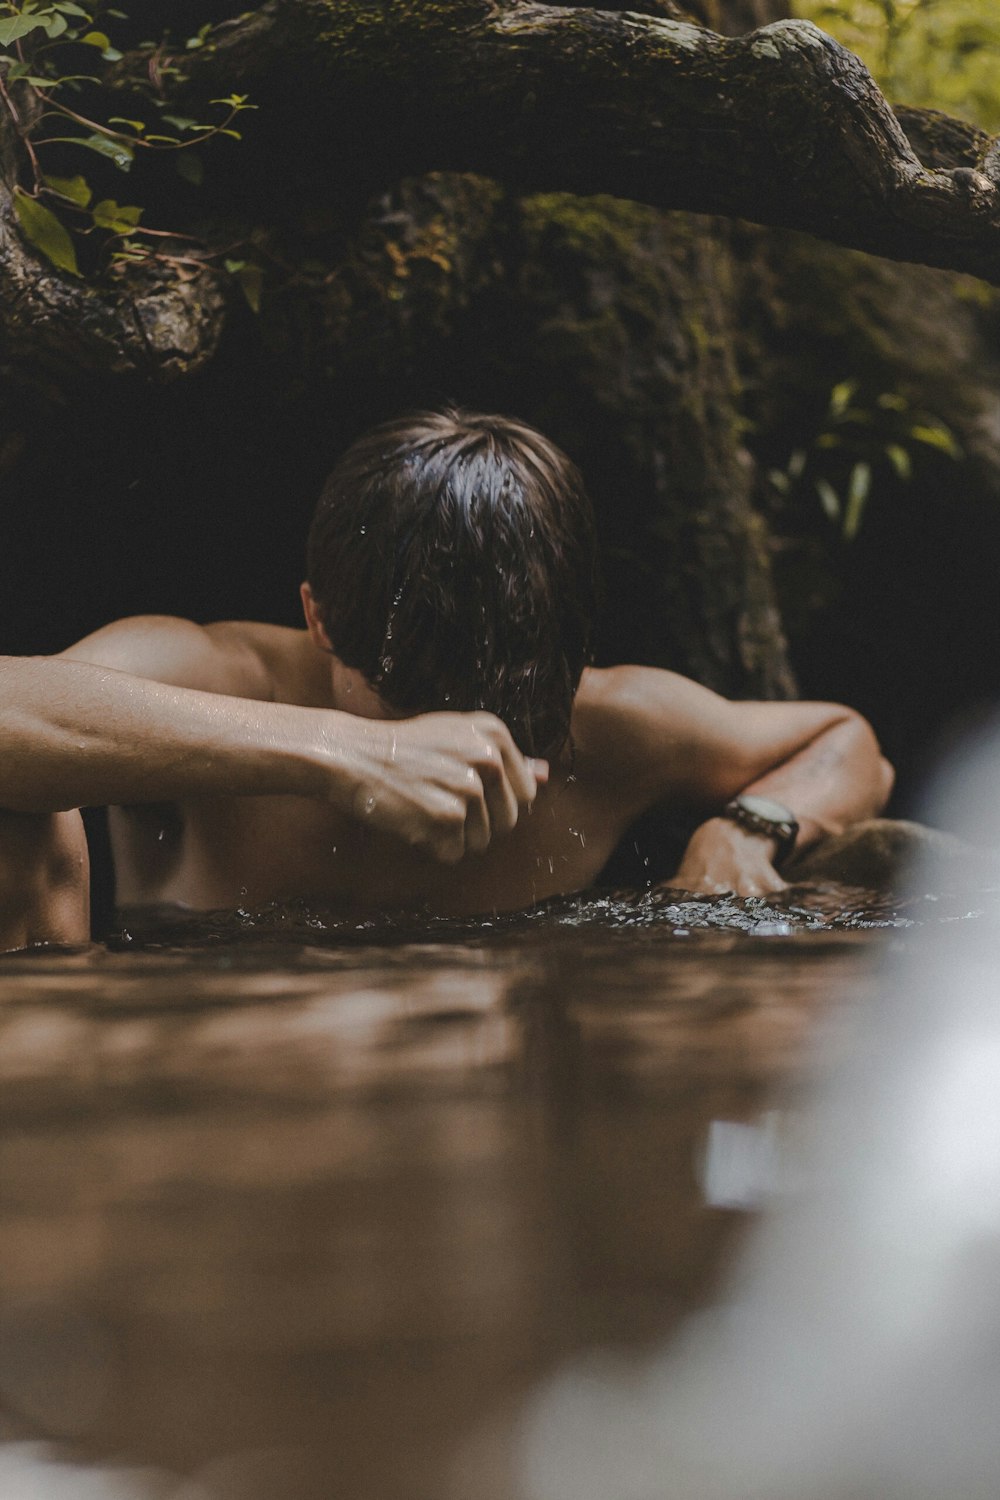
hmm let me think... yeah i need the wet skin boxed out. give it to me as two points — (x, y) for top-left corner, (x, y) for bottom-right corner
(0, 612), (892, 944)
(75, 615), (891, 918)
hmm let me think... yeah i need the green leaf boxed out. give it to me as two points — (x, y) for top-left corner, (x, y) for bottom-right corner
(884, 443), (912, 481)
(91, 197), (143, 231)
(80, 29), (110, 48)
(160, 114), (199, 131)
(42, 171), (92, 207)
(41, 12), (69, 37)
(53, 3), (92, 16)
(767, 469), (790, 495)
(13, 189), (80, 276)
(843, 460), (872, 542)
(176, 151), (203, 186)
(108, 117), (145, 133)
(100, 44), (122, 59)
(0, 15), (49, 43)
(815, 478), (841, 523)
(75, 132), (133, 170)
(828, 379), (857, 418)
(787, 448), (807, 480)
(6, 68), (58, 84)
(909, 423), (962, 459)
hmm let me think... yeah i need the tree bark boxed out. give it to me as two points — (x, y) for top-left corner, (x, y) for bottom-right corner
(4, 1), (1000, 385)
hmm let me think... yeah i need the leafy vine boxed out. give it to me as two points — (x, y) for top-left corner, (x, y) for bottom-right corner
(0, 1), (257, 294)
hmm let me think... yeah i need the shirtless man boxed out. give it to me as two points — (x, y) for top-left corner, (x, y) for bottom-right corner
(0, 409), (893, 950)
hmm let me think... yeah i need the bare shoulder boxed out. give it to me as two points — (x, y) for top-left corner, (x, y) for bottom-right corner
(572, 665), (728, 762)
(569, 664), (722, 812)
(571, 664), (876, 813)
(59, 615), (303, 701)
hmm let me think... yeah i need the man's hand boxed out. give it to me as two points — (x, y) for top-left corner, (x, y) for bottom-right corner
(671, 817), (787, 897)
(336, 711), (549, 863)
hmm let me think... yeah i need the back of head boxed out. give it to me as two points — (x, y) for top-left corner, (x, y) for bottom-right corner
(307, 409), (600, 758)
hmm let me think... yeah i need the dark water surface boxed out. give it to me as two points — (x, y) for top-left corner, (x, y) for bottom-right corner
(0, 883), (992, 1499)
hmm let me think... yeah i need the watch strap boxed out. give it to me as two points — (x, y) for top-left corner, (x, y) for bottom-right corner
(721, 797), (799, 862)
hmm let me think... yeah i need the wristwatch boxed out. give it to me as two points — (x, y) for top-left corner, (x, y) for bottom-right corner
(721, 794), (799, 864)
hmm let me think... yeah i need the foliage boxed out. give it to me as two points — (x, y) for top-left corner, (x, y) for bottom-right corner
(794, 0), (1000, 131)
(768, 379), (961, 542)
(0, 1), (255, 280)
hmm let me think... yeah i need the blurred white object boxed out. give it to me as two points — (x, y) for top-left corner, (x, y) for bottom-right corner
(513, 727), (1000, 1500)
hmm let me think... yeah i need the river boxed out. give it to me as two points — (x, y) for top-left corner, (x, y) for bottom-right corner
(0, 882), (989, 1499)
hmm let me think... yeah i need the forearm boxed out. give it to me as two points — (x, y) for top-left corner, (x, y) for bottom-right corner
(739, 711), (893, 853)
(0, 656), (545, 862)
(0, 656), (342, 812)
(672, 711), (892, 896)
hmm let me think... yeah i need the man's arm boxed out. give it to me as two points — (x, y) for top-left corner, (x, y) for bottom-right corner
(670, 707), (894, 895)
(0, 645), (546, 863)
(583, 667), (893, 896)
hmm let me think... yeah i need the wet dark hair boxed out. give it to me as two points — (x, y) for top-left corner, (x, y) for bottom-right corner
(306, 409), (600, 757)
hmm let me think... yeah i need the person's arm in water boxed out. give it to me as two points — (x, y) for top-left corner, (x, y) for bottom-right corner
(0, 642), (546, 863)
(584, 667), (894, 896)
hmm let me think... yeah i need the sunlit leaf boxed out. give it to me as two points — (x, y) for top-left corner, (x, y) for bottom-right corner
(815, 478), (841, 522)
(884, 443), (912, 480)
(828, 379), (857, 418)
(843, 460), (872, 541)
(42, 171), (92, 207)
(13, 188), (80, 276)
(80, 29), (110, 48)
(0, 15), (49, 44)
(108, 117), (146, 133)
(909, 423), (962, 459)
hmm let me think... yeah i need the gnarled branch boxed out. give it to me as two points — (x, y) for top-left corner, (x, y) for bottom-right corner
(5, 0), (1000, 387)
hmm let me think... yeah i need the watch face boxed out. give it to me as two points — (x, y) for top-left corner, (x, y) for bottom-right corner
(738, 794), (795, 823)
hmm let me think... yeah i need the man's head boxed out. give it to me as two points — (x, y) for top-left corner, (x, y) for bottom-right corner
(303, 408), (600, 758)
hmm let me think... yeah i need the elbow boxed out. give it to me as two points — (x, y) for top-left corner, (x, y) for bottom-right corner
(876, 753), (895, 813)
(840, 708), (894, 816)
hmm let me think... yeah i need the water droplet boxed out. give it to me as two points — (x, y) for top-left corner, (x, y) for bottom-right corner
(363, 794), (377, 816)
(359, 525), (367, 535)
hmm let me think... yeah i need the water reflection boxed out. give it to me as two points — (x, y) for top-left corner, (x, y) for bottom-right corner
(0, 877), (996, 1498)
(500, 752), (1000, 1499)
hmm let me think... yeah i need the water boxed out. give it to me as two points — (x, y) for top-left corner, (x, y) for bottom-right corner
(0, 881), (996, 1500)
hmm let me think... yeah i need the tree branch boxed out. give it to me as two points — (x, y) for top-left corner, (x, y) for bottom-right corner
(7, 0), (1000, 386)
(175, 1), (1000, 285)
